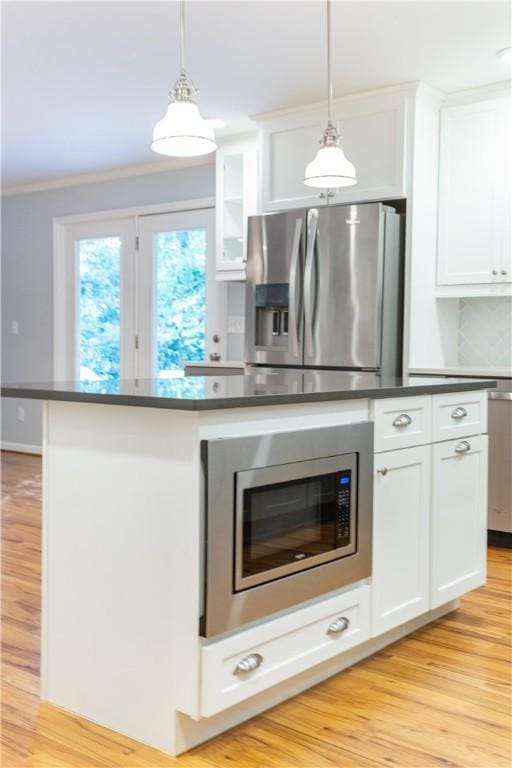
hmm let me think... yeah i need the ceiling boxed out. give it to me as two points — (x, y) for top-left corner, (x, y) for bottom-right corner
(1, 1), (510, 188)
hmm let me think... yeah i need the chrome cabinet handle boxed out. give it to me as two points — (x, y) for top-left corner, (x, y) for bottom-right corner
(451, 406), (467, 420)
(492, 269), (498, 275)
(304, 209), (319, 358)
(454, 440), (471, 454)
(327, 617), (350, 635)
(392, 413), (412, 428)
(377, 467), (388, 476)
(233, 653), (263, 675)
(501, 269), (508, 276)
(288, 218), (303, 358)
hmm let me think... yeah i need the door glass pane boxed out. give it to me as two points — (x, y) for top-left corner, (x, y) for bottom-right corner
(78, 237), (121, 381)
(240, 470), (352, 582)
(155, 228), (206, 377)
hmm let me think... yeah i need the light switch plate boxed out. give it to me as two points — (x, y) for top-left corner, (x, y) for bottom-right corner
(227, 315), (245, 334)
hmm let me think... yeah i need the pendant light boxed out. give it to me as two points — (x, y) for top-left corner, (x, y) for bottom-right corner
(304, 0), (356, 189)
(151, 0), (216, 157)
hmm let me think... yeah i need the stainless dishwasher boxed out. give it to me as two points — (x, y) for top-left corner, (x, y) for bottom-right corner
(488, 381), (512, 546)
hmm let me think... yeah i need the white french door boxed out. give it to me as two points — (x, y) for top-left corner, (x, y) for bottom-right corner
(55, 206), (225, 382)
(137, 209), (226, 378)
(56, 217), (136, 381)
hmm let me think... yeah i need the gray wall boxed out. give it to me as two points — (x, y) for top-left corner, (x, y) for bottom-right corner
(1, 163), (245, 448)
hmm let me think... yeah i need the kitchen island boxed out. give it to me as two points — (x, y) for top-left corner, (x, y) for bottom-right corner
(1, 372), (495, 755)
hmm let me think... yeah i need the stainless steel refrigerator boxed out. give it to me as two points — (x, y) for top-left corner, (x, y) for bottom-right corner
(244, 202), (404, 374)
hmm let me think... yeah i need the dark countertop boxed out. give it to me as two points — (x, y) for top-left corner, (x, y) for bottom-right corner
(1, 371), (496, 411)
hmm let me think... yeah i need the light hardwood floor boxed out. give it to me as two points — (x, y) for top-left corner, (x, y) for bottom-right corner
(1, 450), (511, 768)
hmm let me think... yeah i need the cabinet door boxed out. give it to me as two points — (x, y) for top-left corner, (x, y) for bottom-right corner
(372, 445), (430, 637)
(259, 94), (407, 213)
(259, 107), (329, 212)
(497, 99), (512, 284)
(332, 96), (407, 205)
(216, 136), (259, 281)
(431, 435), (488, 608)
(437, 98), (510, 286)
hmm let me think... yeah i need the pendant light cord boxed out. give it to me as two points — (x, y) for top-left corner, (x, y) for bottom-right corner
(179, 0), (186, 75)
(327, 0), (333, 126)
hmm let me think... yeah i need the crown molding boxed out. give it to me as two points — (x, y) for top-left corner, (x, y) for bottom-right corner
(443, 79), (512, 107)
(1, 155), (214, 198)
(415, 81), (446, 108)
(250, 81), (422, 123)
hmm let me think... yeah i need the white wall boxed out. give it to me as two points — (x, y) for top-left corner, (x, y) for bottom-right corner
(1, 163), (225, 449)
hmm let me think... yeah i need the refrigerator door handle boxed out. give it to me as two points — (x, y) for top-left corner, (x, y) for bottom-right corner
(304, 209), (319, 358)
(288, 218), (303, 358)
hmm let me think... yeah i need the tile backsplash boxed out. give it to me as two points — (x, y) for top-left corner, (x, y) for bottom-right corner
(458, 297), (512, 368)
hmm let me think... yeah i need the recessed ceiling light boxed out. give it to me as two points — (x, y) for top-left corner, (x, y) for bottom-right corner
(205, 118), (226, 129)
(497, 47), (512, 64)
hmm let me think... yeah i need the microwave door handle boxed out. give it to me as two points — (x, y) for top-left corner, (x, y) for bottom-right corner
(304, 209), (319, 358)
(288, 218), (303, 358)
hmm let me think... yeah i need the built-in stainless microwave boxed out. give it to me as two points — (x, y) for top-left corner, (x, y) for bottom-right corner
(201, 423), (373, 637)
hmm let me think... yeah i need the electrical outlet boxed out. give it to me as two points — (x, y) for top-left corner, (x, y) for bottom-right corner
(11, 320), (19, 335)
(17, 406), (25, 422)
(227, 315), (245, 334)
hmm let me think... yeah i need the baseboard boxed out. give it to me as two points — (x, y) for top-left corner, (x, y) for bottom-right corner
(1, 441), (42, 455)
(488, 530), (512, 548)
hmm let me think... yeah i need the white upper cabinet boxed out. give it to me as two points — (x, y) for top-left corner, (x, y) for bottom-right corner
(256, 90), (409, 212)
(215, 134), (259, 281)
(437, 97), (512, 290)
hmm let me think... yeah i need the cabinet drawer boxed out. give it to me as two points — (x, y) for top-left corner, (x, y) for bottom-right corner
(373, 396), (432, 452)
(432, 391), (487, 442)
(200, 585), (370, 717)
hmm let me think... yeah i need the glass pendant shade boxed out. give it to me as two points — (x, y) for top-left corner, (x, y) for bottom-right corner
(151, 100), (216, 157)
(304, 144), (356, 188)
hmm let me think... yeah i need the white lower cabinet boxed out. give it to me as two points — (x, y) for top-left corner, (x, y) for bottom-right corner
(198, 394), (489, 720)
(431, 391), (487, 443)
(200, 585), (370, 717)
(371, 445), (431, 636)
(430, 435), (488, 607)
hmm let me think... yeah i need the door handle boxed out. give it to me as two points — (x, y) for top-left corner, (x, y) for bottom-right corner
(288, 218), (303, 358)
(304, 209), (319, 358)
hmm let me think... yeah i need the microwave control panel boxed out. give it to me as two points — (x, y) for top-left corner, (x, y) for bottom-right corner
(336, 470), (352, 545)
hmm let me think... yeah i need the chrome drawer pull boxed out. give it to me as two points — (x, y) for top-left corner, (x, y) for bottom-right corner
(392, 413), (412, 428)
(233, 653), (263, 675)
(451, 406), (467, 420)
(327, 617), (350, 635)
(454, 440), (471, 454)
(377, 467), (388, 476)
